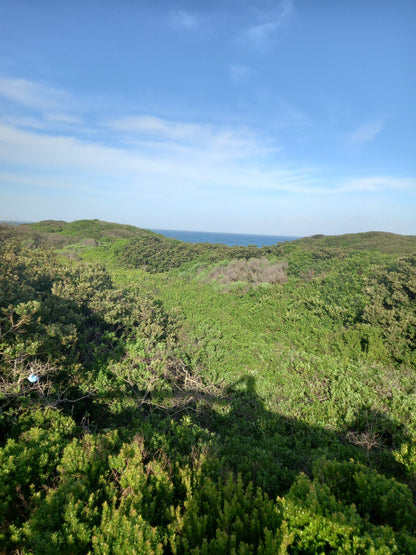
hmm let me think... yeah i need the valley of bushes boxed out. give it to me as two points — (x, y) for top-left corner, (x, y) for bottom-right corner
(1, 219), (416, 553)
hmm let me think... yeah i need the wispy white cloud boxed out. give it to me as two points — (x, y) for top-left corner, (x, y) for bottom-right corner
(0, 118), (303, 199)
(170, 10), (201, 31)
(0, 77), (83, 136)
(0, 114), (46, 130)
(0, 77), (70, 113)
(44, 112), (82, 125)
(0, 78), (412, 208)
(339, 176), (414, 193)
(242, 0), (294, 50)
(108, 115), (205, 141)
(349, 119), (385, 144)
(105, 115), (277, 161)
(0, 171), (88, 192)
(0, 117), (412, 204)
(246, 21), (277, 48)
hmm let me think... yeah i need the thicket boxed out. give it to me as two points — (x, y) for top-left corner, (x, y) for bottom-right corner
(117, 234), (273, 273)
(294, 231), (416, 257)
(1, 222), (416, 553)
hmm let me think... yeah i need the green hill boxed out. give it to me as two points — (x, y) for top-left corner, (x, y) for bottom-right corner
(291, 230), (416, 256)
(1, 220), (416, 552)
(3, 219), (416, 273)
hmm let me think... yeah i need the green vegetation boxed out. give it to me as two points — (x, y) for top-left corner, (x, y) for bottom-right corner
(1, 220), (416, 553)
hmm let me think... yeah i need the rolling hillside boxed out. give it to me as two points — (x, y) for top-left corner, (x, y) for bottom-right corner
(1, 220), (415, 552)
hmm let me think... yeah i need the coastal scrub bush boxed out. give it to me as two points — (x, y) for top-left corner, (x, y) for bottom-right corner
(284, 474), (406, 553)
(310, 458), (416, 531)
(0, 409), (77, 550)
(363, 254), (416, 366)
(10, 431), (119, 554)
(2, 222), (416, 552)
(177, 473), (286, 554)
(284, 459), (416, 553)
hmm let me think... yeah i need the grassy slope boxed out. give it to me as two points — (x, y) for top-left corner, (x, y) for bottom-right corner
(106, 228), (416, 511)
(3, 219), (416, 439)
(2, 220), (416, 550)
(111, 265), (415, 436)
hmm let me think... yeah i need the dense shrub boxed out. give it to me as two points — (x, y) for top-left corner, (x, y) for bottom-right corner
(363, 255), (416, 366)
(1, 222), (416, 552)
(285, 459), (416, 553)
(311, 458), (416, 531)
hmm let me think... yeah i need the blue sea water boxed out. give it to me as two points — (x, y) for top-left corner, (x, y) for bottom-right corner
(150, 229), (298, 247)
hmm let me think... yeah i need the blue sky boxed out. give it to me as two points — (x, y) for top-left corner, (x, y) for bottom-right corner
(0, 0), (415, 236)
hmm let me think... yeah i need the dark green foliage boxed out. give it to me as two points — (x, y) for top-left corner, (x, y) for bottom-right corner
(0, 409), (77, 547)
(0, 244), (113, 413)
(284, 471), (413, 553)
(363, 254), (416, 366)
(178, 473), (285, 554)
(0, 219), (159, 260)
(292, 230), (416, 256)
(11, 431), (120, 554)
(117, 233), (271, 273)
(1, 220), (416, 552)
(28, 218), (151, 241)
(311, 458), (416, 530)
(283, 458), (416, 553)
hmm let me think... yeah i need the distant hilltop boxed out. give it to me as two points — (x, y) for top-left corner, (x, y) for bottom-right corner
(296, 230), (416, 255)
(1, 219), (415, 261)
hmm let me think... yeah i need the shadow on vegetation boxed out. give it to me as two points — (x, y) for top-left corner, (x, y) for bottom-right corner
(0, 297), (125, 443)
(89, 365), (413, 500)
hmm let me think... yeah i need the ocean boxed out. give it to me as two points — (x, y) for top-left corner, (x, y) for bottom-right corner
(150, 229), (298, 247)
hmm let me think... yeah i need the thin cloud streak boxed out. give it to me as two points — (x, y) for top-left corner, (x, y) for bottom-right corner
(0, 121), (303, 193)
(170, 10), (201, 31)
(242, 0), (294, 49)
(339, 176), (414, 192)
(105, 115), (278, 160)
(0, 120), (412, 200)
(0, 77), (70, 113)
(349, 119), (386, 144)
(108, 115), (209, 141)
